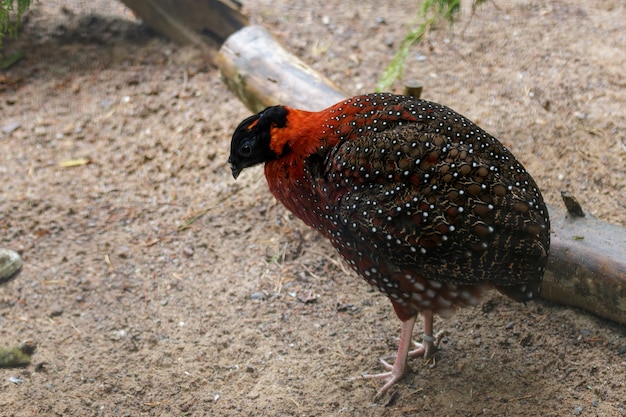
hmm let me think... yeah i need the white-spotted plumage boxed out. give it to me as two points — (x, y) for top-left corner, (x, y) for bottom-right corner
(229, 92), (550, 399)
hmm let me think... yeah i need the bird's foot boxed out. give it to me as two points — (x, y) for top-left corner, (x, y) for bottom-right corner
(362, 357), (406, 400)
(363, 330), (445, 399)
(408, 330), (446, 360)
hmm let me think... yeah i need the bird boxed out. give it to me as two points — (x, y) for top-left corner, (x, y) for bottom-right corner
(228, 93), (550, 398)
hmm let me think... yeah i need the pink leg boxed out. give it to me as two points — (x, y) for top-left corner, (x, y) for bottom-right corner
(408, 309), (444, 359)
(364, 310), (444, 399)
(363, 314), (417, 399)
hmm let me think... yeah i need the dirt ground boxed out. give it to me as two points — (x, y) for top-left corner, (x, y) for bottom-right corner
(1, 0), (625, 415)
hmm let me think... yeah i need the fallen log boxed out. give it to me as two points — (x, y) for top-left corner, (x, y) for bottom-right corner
(112, 2), (626, 325)
(119, 0), (248, 59)
(216, 26), (346, 112)
(543, 204), (626, 325)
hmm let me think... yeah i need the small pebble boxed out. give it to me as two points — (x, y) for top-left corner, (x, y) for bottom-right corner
(520, 334), (533, 347)
(34, 126), (47, 136)
(574, 406), (583, 415)
(1, 121), (21, 134)
(49, 306), (64, 318)
(250, 292), (265, 301)
(0, 248), (23, 284)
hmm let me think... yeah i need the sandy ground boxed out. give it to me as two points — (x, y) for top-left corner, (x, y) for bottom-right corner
(1, 0), (625, 415)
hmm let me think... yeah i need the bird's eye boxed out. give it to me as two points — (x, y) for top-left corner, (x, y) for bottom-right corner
(241, 144), (252, 157)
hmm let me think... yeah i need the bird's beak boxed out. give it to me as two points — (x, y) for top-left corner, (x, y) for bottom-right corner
(229, 158), (242, 179)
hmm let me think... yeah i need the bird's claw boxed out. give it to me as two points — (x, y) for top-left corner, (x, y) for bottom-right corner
(364, 330), (446, 400)
(408, 330), (446, 360)
(362, 366), (404, 400)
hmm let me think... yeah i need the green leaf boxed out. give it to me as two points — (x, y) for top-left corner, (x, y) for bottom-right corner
(1, 0), (31, 50)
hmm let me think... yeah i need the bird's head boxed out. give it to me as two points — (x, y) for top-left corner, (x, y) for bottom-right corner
(228, 105), (289, 179)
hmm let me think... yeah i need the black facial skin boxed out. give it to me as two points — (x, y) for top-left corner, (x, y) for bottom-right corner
(228, 106), (288, 179)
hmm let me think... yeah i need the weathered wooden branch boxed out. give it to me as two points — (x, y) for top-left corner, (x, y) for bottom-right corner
(542, 205), (626, 324)
(119, 0), (248, 60)
(114, 2), (626, 325)
(216, 26), (346, 112)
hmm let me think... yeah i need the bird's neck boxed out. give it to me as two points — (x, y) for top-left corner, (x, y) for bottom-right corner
(268, 107), (335, 158)
(264, 107), (341, 228)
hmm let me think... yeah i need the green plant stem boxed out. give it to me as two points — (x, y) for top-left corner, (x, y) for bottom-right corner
(376, 0), (485, 92)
